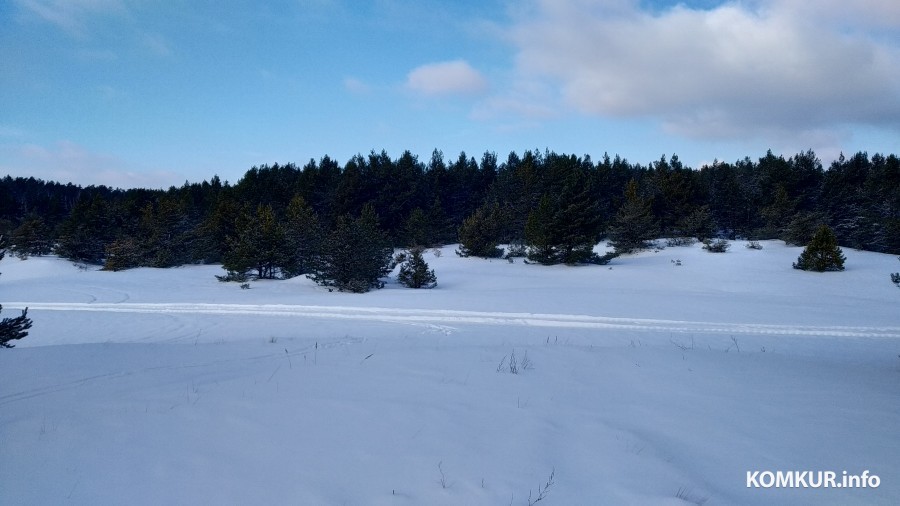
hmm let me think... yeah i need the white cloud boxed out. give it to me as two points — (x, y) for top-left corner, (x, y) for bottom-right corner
(343, 77), (371, 95)
(405, 60), (489, 97)
(502, 0), (900, 142)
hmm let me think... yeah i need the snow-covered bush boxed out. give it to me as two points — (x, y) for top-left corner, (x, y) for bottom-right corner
(666, 237), (696, 247)
(702, 238), (730, 253)
(745, 240), (763, 250)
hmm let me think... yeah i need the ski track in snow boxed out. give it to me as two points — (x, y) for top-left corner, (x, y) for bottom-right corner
(7, 301), (900, 339)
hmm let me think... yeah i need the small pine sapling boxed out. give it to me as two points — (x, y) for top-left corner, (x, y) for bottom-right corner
(0, 305), (32, 348)
(397, 247), (437, 289)
(891, 257), (899, 288)
(793, 225), (845, 272)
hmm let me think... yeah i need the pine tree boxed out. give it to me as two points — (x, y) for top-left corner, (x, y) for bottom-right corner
(307, 204), (393, 292)
(793, 224), (846, 272)
(9, 216), (53, 258)
(222, 204), (290, 279)
(677, 205), (714, 241)
(553, 171), (603, 264)
(456, 203), (505, 258)
(402, 208), (430, 248)
(55, 194), (115, 264)
(524, 195), (557, 264)
(0, 237), (33, 348)
(103, 236), (143, 271)
(397, 247), (437, 288)
(283, 195), (322, 277)
(608, 180), (659, 254)
(0, 305), (32, 348)
(526, 165), (603, 265)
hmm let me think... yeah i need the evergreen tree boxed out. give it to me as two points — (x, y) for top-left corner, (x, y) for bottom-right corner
(760, 185), (797, 238)
(608, 180), (659, 254)
(425, 197), (453, 245)
(793, 224), (846, 272)
(678, 205), (715, 241)
(222, 204), (289, 279)
(0, 237), (32, 348)
(782, 211), (827, 246)
(397, 247), (437, 289)
(457, 202), (505, 258)
(402, 208), (430, 248)
(551, 168), (604, 264)
(524, 175), (602, 265)
(196, 192), (241, 264)
(283, 195), (322, 277)
(103, 236), (143, 271)
(0, 304), (31, 348)
(524, 195), (557, 264)
(55, 194), (116, 264)
(308, 204), (393, 292)
(140, 196), (195, 268)
(9, 216), (53, 257)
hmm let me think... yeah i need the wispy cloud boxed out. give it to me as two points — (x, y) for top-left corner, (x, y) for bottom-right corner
(343, 77), (372, 95)
(405, 60), (489, 97)
(470, 75), (558, 121)
(140, 32), (172, 57)
(501, 0), (900, 144)
(15, 0), (127, 37)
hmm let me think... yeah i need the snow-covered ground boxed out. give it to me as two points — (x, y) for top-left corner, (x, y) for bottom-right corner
(2, 240), (898, 505)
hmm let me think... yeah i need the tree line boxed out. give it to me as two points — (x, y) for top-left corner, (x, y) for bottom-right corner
(1, 148), (898, 277)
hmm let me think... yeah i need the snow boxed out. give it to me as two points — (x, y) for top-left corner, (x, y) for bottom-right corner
(1, 240), (898, 505)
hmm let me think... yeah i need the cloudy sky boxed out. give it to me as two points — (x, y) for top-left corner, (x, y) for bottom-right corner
(2, 0), (899, 188)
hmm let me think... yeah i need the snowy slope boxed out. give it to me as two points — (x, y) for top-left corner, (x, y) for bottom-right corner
(1, 240), (898, 505)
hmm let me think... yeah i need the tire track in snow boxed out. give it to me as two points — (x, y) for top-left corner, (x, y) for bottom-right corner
(7, 302), (900, 339)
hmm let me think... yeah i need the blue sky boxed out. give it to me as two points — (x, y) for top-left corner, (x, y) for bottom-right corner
(2, 0), (899, 188)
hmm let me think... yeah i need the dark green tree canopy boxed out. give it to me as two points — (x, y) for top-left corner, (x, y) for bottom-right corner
(608, 179), (659, 254)
(793, 224), (846, 272)
(0, 148), (897, 272)
(307, 204), (394, 293)
(221, 204), (290, 280)
(456, 202), (506, 258)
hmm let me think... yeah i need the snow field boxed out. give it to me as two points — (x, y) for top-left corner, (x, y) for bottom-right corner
(1, 240), (898, 505)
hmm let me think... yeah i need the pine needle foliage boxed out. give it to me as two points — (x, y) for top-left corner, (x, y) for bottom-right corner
(608, 179), (659, 254)
(222, 203), (289, 279)
(793, 224), (846, 272)
(457, 203), (505, 258)
(524, 166), (603, 265)
(397, 247), (437, 288)
(307, 204), (393, 293)
(0, 237), (33, 348)
(0, 305), (32, 348)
